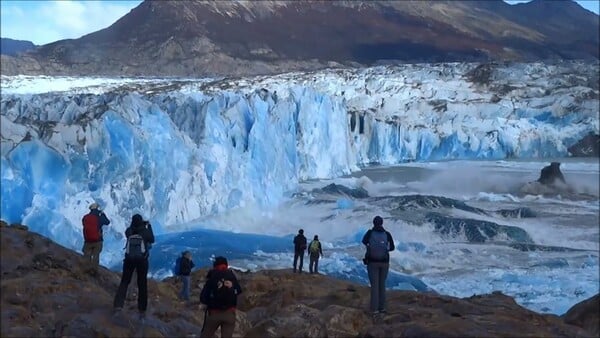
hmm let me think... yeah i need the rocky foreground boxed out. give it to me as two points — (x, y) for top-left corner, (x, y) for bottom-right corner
(1, 222), (598, 338)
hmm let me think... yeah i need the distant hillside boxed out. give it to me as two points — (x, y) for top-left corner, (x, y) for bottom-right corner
(0, 38), (36, 56)
(1, 0), (598, 77)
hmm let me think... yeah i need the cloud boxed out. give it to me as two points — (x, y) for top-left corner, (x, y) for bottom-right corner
(1, 0), (141, 45)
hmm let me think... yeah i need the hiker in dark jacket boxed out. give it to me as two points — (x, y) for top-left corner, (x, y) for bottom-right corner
(200, 256), (242, 338)
(308, 235), (323, 274)
(113, 214), (155, 320)
(179, 251), (195, 301)
(361, 216), (395, 316)
(81, 202), (111, 268)
(293, 229), (307, 273)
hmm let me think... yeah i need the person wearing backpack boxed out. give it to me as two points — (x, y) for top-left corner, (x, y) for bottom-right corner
(308, 235), (323, 274)
(113, 214), (155, 320)
(361, 215), (395, 317)
(81, 202), (111, 269)
(292, 229), (307, 273)
(178, 251), (195, 301)
(200, 256), (242, 338)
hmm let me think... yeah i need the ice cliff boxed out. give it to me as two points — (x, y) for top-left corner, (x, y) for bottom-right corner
(1, 61), (598, 265)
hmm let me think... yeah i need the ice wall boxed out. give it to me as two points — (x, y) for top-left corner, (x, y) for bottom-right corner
(1, 61), (598, 265)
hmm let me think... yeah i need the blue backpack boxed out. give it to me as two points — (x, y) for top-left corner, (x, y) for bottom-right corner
(368, 231), (389, 260)
(173, 255), (183, 276)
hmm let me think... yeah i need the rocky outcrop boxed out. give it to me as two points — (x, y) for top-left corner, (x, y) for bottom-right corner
(568, 133), (600, 157)
(563, 294), (600, 337)
(1, 222), (597, 337)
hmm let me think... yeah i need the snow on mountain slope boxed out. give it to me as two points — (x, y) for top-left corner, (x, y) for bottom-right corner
(1, 61), (598, 266)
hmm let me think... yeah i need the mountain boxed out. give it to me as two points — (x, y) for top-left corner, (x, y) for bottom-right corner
(1, 0), (599, 77)
(0, 38), (36, 56)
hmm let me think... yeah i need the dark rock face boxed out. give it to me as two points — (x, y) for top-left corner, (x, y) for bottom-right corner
(563, 294), (600, 337)
(2, 0), (598, 77)
(568, 133), (600, 157)
(317, 183), (370, 199)
(0, 38), (36, 56)
(425, 212), (534, 244)
(537, 162), (567, 185)
(0, 223), (596, 337)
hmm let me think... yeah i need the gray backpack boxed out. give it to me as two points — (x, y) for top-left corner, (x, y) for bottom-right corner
(125, 234), (146, 259)
(368, 231), (389, 260)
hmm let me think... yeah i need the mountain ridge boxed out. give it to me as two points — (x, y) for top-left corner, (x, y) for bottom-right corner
(1, 0), (598, 77)
(0, 38), (36, 57)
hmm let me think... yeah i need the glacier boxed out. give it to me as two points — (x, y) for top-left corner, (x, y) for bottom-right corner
(1, 61), (598, 271)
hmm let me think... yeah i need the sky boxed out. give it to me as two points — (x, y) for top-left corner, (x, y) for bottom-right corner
(1, 0), (599, 46)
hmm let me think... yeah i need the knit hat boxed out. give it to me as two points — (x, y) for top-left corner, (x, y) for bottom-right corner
(89, 202), (99, 210)
(373, 216), (383, 227)
(214, 256), (228, 267)
(314, 235), (318, 240)
(299, 229), (304, 234)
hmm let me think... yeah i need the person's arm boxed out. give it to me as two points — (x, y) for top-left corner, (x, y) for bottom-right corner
(319, 242), (323, 256)
(145, 223), (155, 244)
(124, 227), (132, 238)
(387, 231), (395, 252)
(99, 211), (110, 226)
(361, 230), (371, 246)
(231, 272), (242, 295)
(190, 260), (195, 269)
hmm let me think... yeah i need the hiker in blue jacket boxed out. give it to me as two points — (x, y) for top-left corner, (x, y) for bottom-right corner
(362, 216), (395, 317)
(179, 251), (195, 301)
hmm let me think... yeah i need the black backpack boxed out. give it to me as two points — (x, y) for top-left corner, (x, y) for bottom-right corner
(200, 269), (238, 310)
(125, 234), (146, 259)
(368, 230), (389, 261)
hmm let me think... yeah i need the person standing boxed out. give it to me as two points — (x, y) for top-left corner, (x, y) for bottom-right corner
(200, 256), (242, 338)
(81, 202), (111, 269)
(179, 251), (195, 301)
(293, 229), (307, 273)
(308, 235), (323, 274)
(361, 216), (395, 317)
(113, 214), (155, 320)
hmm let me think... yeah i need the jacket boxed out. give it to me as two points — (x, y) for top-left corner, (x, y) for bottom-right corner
(293, 234), (307, 252)
(180, 256), (195, 276)
(82, 209), (111, 242)
(361, 225), (395, 263)
(201, 264), (243, 311)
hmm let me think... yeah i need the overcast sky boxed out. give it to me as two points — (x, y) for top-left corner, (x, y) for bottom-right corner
(1, 0), (598, 46)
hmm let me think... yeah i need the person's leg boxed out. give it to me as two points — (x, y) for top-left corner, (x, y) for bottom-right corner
(113, 259), (135, 309)
(94, 241), (103, 267)
(314, 256), (319, 274)
(82, 242), (92, 262)
(298, 251), (304, 273)
(136, 259), (149, 313)
(309, 255), (315, 273)
(293, 252), (299, 272)
(367, 263), (379, 313)
(200, 312), (222, 338)
(182, 275), (190, 301)
(378, 263), (389, 313)
(219, 311), (236, 338)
